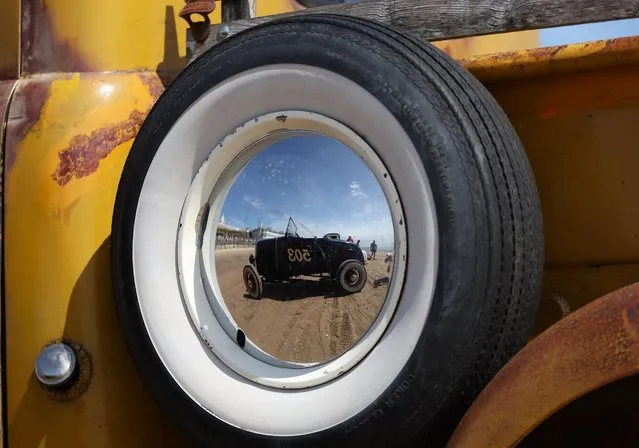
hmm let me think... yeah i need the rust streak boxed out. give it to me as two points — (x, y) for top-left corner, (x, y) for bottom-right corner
(137, 72), (165, 102)
(51, 72), (165, 187)
(52, 109), (146, 186)
(462, 36), (639, 82)
(21, 0), (92, 74)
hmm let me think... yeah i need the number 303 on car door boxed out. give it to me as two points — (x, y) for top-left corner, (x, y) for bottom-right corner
(287, 248), (311, 262)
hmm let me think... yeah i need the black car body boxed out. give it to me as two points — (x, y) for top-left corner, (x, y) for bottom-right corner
(254, 218), (365, 281)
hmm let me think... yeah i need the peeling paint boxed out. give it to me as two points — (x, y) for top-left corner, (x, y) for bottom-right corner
(463, 36), (639, 82)
(5, 78), (53, 171)
(49, 72), (165, 186)
(52, 109), (146, 186)
(137, 72), (165, 102)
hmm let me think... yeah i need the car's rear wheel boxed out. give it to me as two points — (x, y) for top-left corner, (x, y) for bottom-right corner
(243, 264), (263, 299)
(337, 260), (367, 293)
(111, 14), (544, 447)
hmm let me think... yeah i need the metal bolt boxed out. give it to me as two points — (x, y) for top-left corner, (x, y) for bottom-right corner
(35, 343), (77, 387)
(217, 25), (230, 41)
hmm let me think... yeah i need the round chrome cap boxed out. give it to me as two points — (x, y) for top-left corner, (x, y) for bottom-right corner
(35, 343), (77, 387)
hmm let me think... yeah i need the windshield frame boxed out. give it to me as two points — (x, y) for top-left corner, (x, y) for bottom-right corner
(285, 217), (299, 238)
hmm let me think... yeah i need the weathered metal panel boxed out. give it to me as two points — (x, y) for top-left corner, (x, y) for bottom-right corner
(21, 0), (92, 74)
(477, 37), (639, 267)
(3, 71), (187, 447)
(20, 0), (222, 75)
(448, 281), (639, 448)
(462, 37), (639, 81)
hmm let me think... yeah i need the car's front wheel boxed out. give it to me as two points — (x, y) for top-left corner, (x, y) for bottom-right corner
(243, 264), (262, 299)
(337, 260), (367, 293)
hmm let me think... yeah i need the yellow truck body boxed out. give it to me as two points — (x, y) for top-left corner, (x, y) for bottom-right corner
(2, 0), (637, 446)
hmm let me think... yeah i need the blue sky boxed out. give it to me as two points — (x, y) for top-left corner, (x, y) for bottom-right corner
(220, 135), (395, 249)
(540, 18), (639, 46)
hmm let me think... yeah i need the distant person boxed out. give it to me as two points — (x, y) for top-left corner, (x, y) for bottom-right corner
(346, 235), (354, 243)
(356, 240), (360, 247)
(385, 252), (393, 273)
(370, 240), (377, 259)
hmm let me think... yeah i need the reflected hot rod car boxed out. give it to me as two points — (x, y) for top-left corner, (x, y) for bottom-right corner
(243, 218), (367, 299)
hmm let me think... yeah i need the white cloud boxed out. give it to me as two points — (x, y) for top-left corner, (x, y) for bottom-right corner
(350, 181), (365, 197)
(243, 195), (264, 210)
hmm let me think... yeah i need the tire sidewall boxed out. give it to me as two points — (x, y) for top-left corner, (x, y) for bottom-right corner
(113, 17), (500, 447)
(243, 265), (262, 299)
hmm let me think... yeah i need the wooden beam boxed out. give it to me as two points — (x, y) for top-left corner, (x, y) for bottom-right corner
(190, 0), (639, 60)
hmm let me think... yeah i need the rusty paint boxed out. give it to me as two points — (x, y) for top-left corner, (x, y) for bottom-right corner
(24, 1), (219, 74)
(51, 72), (164, 186)
(448, 282), (639, 448)
(52, 109), (146, 186)
(179, 0), (216, 42)
(137, 72), (165, 101)
(4, 77), (53, 172)
(22, 0), (93, 74)
(463, 36), (639, 83)
(5, 71), (187, 447)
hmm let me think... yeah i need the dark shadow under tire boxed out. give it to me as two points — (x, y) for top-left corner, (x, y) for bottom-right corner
(111, 13), (544, 448)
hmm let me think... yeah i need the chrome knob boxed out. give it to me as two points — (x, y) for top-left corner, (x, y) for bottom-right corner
(34, 343), (77, 387)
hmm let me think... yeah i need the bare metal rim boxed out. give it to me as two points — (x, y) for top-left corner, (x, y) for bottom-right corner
(179, 110), (408, 389)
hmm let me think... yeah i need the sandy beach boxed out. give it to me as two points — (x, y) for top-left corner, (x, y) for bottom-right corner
(215, 247), (394, 363)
